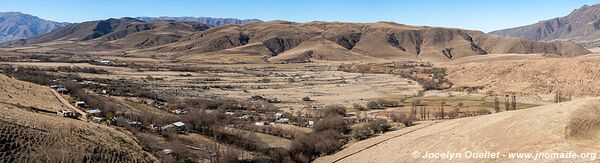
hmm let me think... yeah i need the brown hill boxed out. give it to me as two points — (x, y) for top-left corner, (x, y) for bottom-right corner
(152, 21), (590, 63)
(489, 4), (600, 48)
(442, 54), (600, 100)
(3, 20), (591, 62)
(3, 18), (211, 50)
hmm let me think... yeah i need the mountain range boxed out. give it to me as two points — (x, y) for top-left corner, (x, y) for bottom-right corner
(135, 16), (262, 26)
(0, 12), (68, 43)
(490, 4), (600, 48)
(2, 18), (590, 63)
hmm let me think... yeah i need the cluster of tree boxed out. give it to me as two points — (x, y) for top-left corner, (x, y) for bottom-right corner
(50, 66), (109, 74)
(169, 98), (277, 112)
(289, 106), (350, 162)
(389, 113), (416, 127)
(554, 90), (572, 103)
(233, 124), (298, 139)
(352, 119), (391, 140)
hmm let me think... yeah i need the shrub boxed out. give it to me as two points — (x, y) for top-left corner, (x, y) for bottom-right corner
(366, 101), (381, 109)
(352, 126), (372, 140)
(313, 115), (349, 133)
(353, 103), (367, 111)
(377, 99), (399, 107)
(389, 113), (415, 127)
(290, 129), (344, 161)
(323, 105), (346, 116)
(567, 101), (600, 138)
(365, 119), (391, 133)
(302, 96), (312, 101)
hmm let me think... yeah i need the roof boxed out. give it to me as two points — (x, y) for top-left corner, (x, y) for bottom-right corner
(173, 122), (185, 127)
(88, 109), (101, 114)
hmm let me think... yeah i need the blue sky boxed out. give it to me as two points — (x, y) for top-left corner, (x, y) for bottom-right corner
(1, 0), (599, 32)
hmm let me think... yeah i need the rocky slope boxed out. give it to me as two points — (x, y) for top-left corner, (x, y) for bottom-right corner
(489, 4), (600, 47)
(0, 12), (67, 43)
(136, 16), (262, 26)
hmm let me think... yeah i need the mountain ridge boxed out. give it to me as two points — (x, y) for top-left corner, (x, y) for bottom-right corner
(0, 12), (68, 43)
(489, 4), (600, 47)
(135, 16), (262, 26)
(1, 18), (591, 63)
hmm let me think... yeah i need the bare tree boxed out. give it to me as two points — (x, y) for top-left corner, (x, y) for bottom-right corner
(494, 97), (501, 113)
(511, 94), (517, 111)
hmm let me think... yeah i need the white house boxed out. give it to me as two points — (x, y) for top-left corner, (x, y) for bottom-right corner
(75, 101), (86, 107)
(57, 110), (76, 118)
(254, 121), (269, 126)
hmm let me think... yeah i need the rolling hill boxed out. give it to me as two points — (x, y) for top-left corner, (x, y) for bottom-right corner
(3, 17), (211, 50)
(2, 19), (591, 63)
(489, 4), (600, 48)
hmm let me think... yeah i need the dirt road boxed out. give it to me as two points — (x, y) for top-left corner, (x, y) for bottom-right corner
(49, 89), (88, 120)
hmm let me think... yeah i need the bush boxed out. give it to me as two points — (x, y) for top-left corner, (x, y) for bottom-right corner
(290, 129), (344, 161)
(365, 119), (391, 133)
(366, 101), (381, 109)
(567, 101), (600, 138)
(353, 103), (367, 111)
(313, 115), (349, 133)
(323, 105), (346, 116)
(302, 96), (312, 101)
(352, 126), (372, 140)
(389, 113), (415, 127)
(377, 99), (399, 107)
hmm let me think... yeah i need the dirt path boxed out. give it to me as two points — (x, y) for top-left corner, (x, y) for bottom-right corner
(49, 89), (88, 120)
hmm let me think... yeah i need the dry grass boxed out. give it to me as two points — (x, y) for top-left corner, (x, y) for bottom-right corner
(0, 104), (151, 162)
(0, 73), (64, 112)
(567, 100), (600, 139)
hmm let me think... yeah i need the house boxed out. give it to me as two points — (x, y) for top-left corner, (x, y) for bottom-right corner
(91, 116), (104, 122)
(94, 60), (113, 65)
(75, 101), (86, 107)
(275, 112), (285, 119)
(254, 121), (269, 126)
(162, 122), (186, 131)
(50, 85), (62, 89)
(88, 109), (101, 114)
(308, 121), (314, 126)
(173, 122), (186, 130)
(238, 115), (252, 119)
(275, 118), (289, 124)
(172, 109), (187, 115)
(56, 87), (69, 93)
(128, 121), (142, 126)
(161, 149), (173, 155)
(225, 112), (235, 115)
(57, 110), (76, 118)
